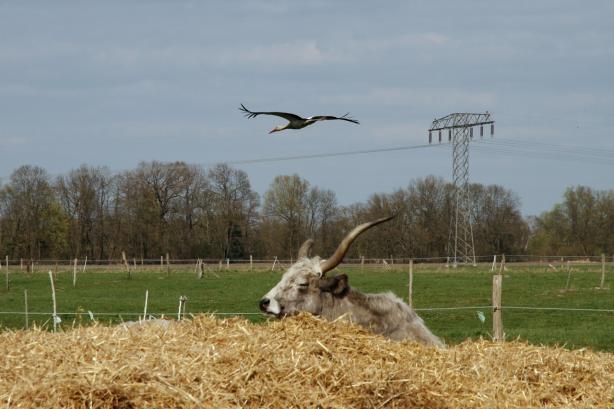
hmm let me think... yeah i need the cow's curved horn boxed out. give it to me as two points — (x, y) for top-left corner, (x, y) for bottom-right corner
(320, 215), (395, 275)
(297, 239), (314, 258)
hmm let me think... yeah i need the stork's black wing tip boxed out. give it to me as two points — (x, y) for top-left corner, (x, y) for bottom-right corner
(341, 112), (360, 124)
(239, 103), (256, 118)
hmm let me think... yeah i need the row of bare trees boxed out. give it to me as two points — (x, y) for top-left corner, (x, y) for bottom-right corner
(0, 161), (611, 261)
(529, 186), (614, 256)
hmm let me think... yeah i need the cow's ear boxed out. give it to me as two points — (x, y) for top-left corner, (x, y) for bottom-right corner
(318, 274), (349, 297)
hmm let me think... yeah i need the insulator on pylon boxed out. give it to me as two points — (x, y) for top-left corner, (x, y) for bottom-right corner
(480, 125), (484, 137)
(429, 131), (432, 144)
(469, 127), (473, 138)
(491, 123), (494, 136)
(438, 130), (442, 143)
(448, 129), (452, 142)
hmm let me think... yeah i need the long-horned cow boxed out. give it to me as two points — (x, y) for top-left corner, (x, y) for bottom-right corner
(259, 216), (444, 347)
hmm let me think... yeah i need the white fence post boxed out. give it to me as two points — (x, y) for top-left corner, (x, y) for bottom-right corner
(600, 254), (606, 289)
(178, 296), (188, 320)
(72, 258), (78, 287)
(24, 289), (29, 330)
(48, 271), (58, 333)
(143, 290), (149, 321)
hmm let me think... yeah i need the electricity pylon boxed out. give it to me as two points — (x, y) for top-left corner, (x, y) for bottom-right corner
(428, 112), (494, 266)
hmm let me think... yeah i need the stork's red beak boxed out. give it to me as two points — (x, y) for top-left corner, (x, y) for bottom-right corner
(269, 128), (277, 134)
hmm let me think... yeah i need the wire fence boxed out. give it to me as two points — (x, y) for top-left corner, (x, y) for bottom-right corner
(0, 253), (612, 349)
(2, 253), (613, 273)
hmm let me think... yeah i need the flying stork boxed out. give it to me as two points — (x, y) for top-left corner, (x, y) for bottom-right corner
(239, 104), (359, 133)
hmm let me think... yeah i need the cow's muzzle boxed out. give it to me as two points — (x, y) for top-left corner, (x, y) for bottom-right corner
(259, 298), (270, 312)
(259, 297), (284, 317)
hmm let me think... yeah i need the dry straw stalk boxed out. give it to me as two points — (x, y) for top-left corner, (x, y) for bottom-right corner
(0, 314), (613, 408)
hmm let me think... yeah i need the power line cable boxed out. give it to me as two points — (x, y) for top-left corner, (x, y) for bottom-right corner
(477, 138), (614, 158)
(470, 138), (614, 165)
(205, 143), (436, 166)
(200, 136), (614, 167)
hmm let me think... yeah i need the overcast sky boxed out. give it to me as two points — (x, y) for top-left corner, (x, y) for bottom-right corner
(1, 1), (613, 216)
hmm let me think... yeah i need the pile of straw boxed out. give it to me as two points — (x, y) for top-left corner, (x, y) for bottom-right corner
(1, 314), (612, 408)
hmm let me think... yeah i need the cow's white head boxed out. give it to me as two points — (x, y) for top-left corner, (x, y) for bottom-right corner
(259, 216), (394, 317)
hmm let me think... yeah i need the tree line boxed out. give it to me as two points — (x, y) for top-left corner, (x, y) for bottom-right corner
(0, 162), (612, 261)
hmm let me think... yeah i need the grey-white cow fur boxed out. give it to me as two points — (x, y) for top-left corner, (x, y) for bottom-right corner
(259, 217), (444, 347)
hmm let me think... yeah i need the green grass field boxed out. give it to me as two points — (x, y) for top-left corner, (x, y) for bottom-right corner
(0, 263), (612, 351)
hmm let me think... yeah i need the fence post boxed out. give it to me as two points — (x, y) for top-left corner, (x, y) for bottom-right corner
(600, 253), (606, 289)
(72, 258), (78, 287)
(565, 260), (572, 291)
(166, 253), (170, 275)
(24, 289), (29, 330)
(48, 271), (58, 333)
(408, 259), (414, 309)
(122, 252), (131, 279)
(160, 255), (164, 270)
(491, 255), (497, 272)
(226, 258), (230, 270)
(492, 273), (504, 341)
(178, 296), (188, 320)
(197, 259), (204, 279)
(5, 256), (9, 291)
(492, 263), (505, 341)
(83, 256), (88, 273)
(361, 255), (364, 272)
(143, 290), (149, 321)
(250, 255), (253, 271)
(271, 256), (278, 272)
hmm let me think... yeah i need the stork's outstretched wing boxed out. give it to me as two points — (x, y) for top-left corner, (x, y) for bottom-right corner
(239, 104), (304, 122)
(309, 113), (359, 125)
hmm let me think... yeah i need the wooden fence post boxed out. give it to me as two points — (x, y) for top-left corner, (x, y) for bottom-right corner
(226, 258), (230, 270)
(361, 256), (364, 272)
(600, 254), (606, 289)
(166, 253), (170, 275)
(82, 256), (88, 273)
(122, 252), (131, 279)
(492, 273), (504, 341)
(160, 256), (164, 270)
(271, 256), (278, 272)
(408, 259), (414, 309)
(491, 255), (497, 272)
(197, 259), (204, 279)
(250, 255), (253, 271)
(565, 260), (572, 291)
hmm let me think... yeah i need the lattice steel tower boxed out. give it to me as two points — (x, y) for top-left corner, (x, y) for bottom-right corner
(428, 112), (494, 266)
